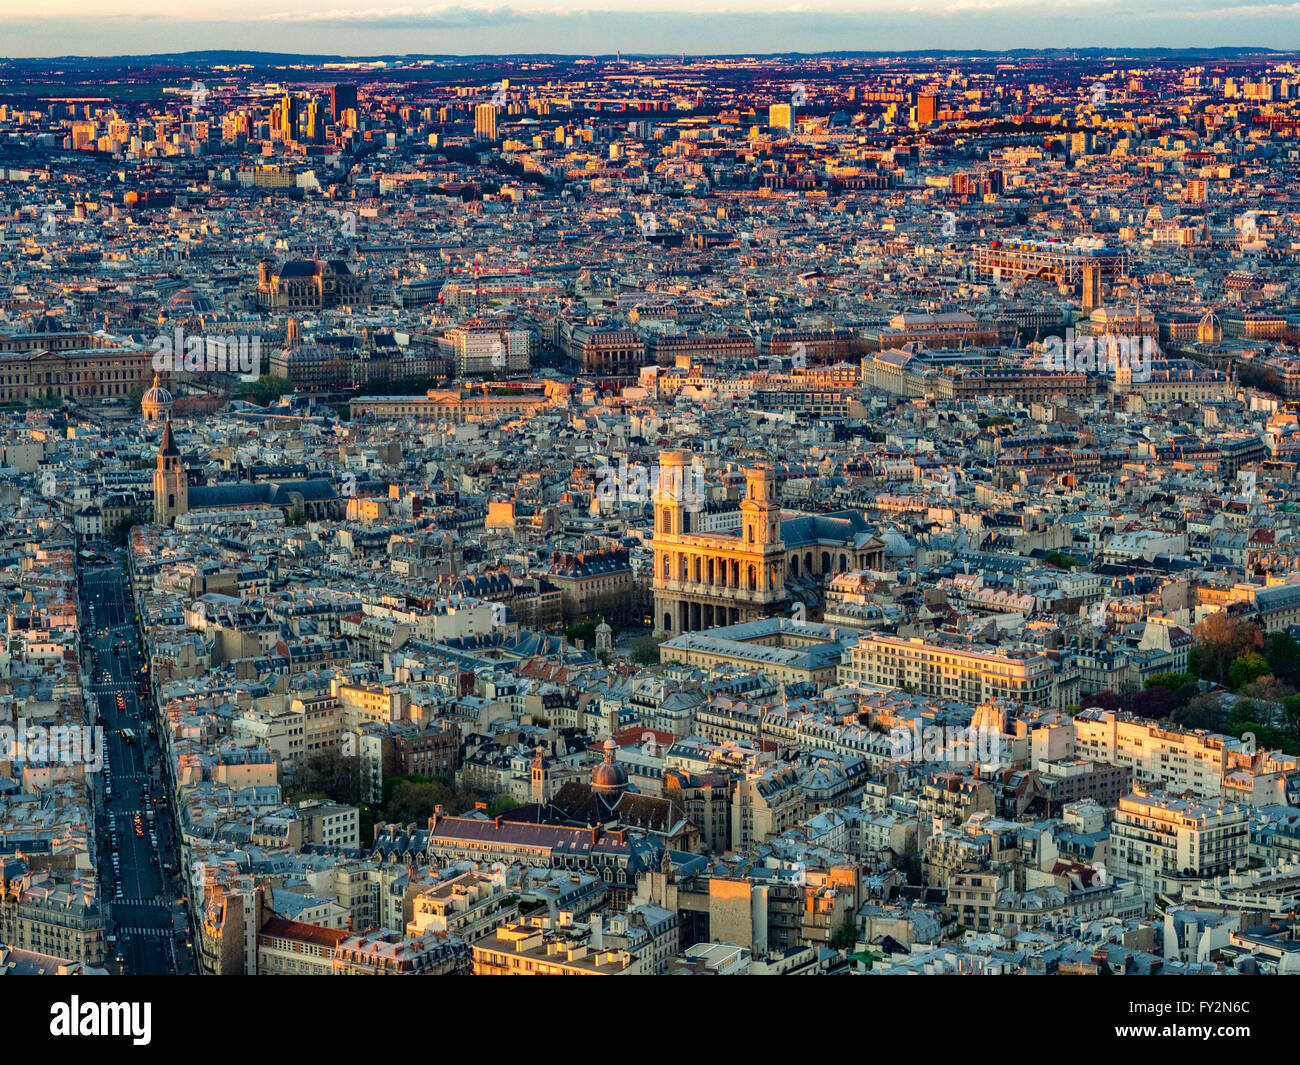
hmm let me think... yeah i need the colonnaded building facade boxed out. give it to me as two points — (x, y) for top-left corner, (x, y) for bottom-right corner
(651, 449), (885, 637)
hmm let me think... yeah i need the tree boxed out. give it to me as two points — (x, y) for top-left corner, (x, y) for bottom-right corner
(1131, 685), (1179, 720)
(1227, 700), (1261, 735)
(1228, 652), (1271, 692)
(1191, 613), (1264, 685)
(289, 749), (361, 805)
(631, 636), (660, 665)
(1265, 632), (1300, 686)
(1173, 692), (1227, 732)
(385, 777), (454, 823)
(1282, 695), (1300, 738)
(234, 373), (294, 407)
(1043, 552), (1080, 570)
(1238, 676), (1294, 706)
(830, 919), (858, 950)
(1084, 689), (1125, 712)
(1145, 672), (1197, 704)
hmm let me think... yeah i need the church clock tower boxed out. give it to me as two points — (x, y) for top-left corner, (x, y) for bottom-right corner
(153, 417), (188, 526)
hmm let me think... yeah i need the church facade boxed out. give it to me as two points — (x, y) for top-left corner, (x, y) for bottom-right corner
(651, 448), (885, 637)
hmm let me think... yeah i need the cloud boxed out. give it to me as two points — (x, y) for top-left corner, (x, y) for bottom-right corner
(254, 4), (529, 26)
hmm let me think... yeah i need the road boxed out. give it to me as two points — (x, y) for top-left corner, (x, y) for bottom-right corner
(80, 554), (191, 976)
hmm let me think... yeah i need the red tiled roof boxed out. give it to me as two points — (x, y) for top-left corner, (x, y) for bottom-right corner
(259, 916), (348, 948)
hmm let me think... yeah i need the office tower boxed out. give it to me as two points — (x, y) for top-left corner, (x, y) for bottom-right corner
(917, 92), (939, 125)
(306, 99), (323, 143)
(280, 93), (299, 141)
(475, 103), (497, 141)
(330, 83), (358, 121)
(768, 103), (793, 132)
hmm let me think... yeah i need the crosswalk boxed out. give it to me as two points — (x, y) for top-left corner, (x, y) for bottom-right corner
(113, 896), (167, 907)
(116, 926), (173, 939)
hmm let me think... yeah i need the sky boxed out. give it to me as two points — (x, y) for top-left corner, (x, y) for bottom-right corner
(1, 1), (1299, 59)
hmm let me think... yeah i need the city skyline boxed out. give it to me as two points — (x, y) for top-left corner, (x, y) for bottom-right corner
(0, 7), (1295, 1020)
(5, 1), (1300, 59)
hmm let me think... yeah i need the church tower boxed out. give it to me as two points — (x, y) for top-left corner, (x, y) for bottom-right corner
(530, 745), (549, 804)
(655, 449), (690, 537)
(742, 465), (780, 547)
(153, 417), (188, 527)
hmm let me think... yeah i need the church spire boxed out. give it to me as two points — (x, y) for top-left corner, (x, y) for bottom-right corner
(158, 415), (180, 458)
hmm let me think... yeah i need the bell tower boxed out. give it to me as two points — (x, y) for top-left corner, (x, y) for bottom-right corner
(153, 417), (188, 527)
(742, 465), (779, 546)
(655, 449), (690, 536)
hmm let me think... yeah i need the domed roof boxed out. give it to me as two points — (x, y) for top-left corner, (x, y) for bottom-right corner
(164, 288), (216, 315)
(591, 738), (628, 792)
(142, 373), (173, 408)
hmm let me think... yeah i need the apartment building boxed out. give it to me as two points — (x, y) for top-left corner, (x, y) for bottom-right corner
(1109, 789), (1250, 897)
(472, 920), (640, 974)
(407, 870), (520, 943)
(332, 929), (470, 974)
(0, 865), (105, 966)
(732, 766), (803, 849)
(1071, 709), (1240, 797)
(838, 634), (1055, 706)
(256, 917), (347, 974)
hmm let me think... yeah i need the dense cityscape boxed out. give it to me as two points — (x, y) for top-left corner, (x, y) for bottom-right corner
(0, 40), (1297, 1000)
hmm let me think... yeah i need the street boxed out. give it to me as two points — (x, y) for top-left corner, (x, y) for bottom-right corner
(80, 554), (191, 976)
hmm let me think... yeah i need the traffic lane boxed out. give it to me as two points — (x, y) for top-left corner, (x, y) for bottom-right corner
(84, 576), (179, 973)
(98, 709), (160, 904)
